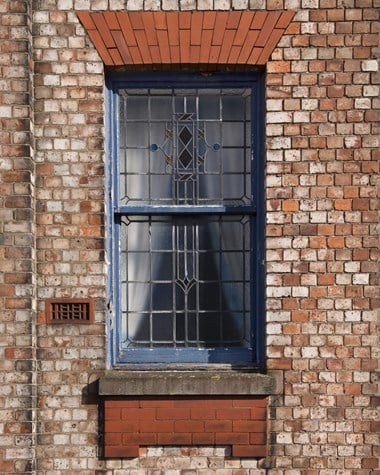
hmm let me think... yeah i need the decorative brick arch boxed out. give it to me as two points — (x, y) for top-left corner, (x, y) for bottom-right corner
(77, 10), (294, 68)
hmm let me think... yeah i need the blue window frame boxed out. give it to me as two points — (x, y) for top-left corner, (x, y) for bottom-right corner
(106, 72), (265, 367)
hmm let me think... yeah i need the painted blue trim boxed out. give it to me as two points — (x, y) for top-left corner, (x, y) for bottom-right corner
(106, 71), (266, 367)
(107, 71), (262, 90)
(105, 77), (116, 368)
(117, 347), (255, 364)
(251, 73), (266, 370)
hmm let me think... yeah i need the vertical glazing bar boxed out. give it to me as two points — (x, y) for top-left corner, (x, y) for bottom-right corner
(171, 219), (177, 346)
(148, 92), (151, 204)
(174, 117), (179, 204)
(219, 93), (223, 204)
(218, 217), (223, 344)
(148, 217), (153, 347)
(195, 223), (200, 347)
(184, 224), (188, 280)
(195, 92), (199, 206)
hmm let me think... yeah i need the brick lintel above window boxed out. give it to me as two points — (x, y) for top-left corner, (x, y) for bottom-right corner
(76, 10), (295, 68)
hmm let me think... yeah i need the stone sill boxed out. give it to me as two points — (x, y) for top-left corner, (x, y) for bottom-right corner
(99, 370), (276, 396)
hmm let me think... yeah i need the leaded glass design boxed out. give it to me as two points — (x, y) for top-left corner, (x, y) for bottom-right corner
(114, 81), (259, 362)
(120, 215), (251, 348)
(119, 88), (251, 206)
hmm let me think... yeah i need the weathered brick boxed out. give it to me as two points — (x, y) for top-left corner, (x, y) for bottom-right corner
(0, 0), (378, 473)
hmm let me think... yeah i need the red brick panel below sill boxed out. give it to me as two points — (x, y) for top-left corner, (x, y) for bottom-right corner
(103, 396), (268, 458)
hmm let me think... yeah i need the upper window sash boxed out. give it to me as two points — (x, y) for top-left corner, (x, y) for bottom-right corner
(107, 71), (265, 210)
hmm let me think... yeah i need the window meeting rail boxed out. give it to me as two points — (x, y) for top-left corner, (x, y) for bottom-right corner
(115, 205), (257, 216)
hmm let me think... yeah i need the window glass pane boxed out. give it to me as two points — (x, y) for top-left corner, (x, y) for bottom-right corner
(222, 312), (247, 344)
(128, 283), (150, 311)
(126, 122), (149, 147)
(222, 174), (249, 203)
(150, 175), (172, 203)
(199, 95), (220, 119)
(153, 313), (173, 342)
(152, 284), (172, 310)
(127, 313), (150, 344)
(125, 96), (149, 120)
(222, 95), (246, 120)
(199, 314), (221, 343)
(127, 252), (150, 282)
(119, 216), (250, 349)
(119, 87), (251, 206)
(126, 174), (149, 203)
(151, 252), (172, 280)
(198, 175), (221, 202)
(151, 96), (172, 119)
(125, 150), (149, 174)
(222, 148), (244, 173)
(222, 122), (245, 147)
(150, 220), (172, 250)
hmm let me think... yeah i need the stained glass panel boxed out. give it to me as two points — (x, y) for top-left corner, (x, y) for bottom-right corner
(119, 88), (251, 206)
(120, 216), (251, 348)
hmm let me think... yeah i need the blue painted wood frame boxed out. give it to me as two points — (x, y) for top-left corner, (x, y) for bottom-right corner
(106, 71), (266, 369)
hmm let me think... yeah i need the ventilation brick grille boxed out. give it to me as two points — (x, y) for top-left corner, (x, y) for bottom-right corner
(45, 299), (94, 324)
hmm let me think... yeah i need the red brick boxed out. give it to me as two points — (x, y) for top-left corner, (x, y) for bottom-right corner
(232, 445), (267, 457)
(105, 399), (139, 409)
(123, 433), (157, 445)
(104, 432), (122, 445)
(215, 408), (251, 420)
(140, 399), (174, 408)
(215, 432), (249, 445)
(233, 420), (267, 433)
(104, 445), (139, 458)
(362, 458), (379, 469)
(91, 13), (115, 48)
(190, 407), (216, 420)
(233, 398), (268, 408)
(156, 408), (190, 420)
(139, 420), (174, 433)
(121, 408), (156, 421)
(157, 433), (192, 445)
(174, 420), (204, 433)
(251, 407), (268, 420)
(192, 432), (215, 445)
(204, 420), (232, 432)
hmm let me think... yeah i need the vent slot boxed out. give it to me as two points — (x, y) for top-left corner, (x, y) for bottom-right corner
(45, 299), (94, 324)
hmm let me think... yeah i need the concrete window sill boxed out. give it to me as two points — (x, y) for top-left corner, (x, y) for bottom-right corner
(99, 370), (277, 396)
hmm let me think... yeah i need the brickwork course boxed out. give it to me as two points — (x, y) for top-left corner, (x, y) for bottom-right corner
(0, 0), (379, 473)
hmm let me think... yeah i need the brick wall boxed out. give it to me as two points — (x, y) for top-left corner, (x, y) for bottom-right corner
(265, 7), (379, 472)
(0, 1), (35, 473)
(0, 0), (378, 473)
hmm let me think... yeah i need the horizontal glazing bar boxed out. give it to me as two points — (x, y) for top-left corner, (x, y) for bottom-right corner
(115, 205), (256, 215)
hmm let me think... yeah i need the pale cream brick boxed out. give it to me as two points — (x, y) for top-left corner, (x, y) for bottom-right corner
(361, 59), (378, 71)
(267, 112), (293, 123)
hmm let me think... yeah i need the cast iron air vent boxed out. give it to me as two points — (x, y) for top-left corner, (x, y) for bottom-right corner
(45, 299), (94, 324)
